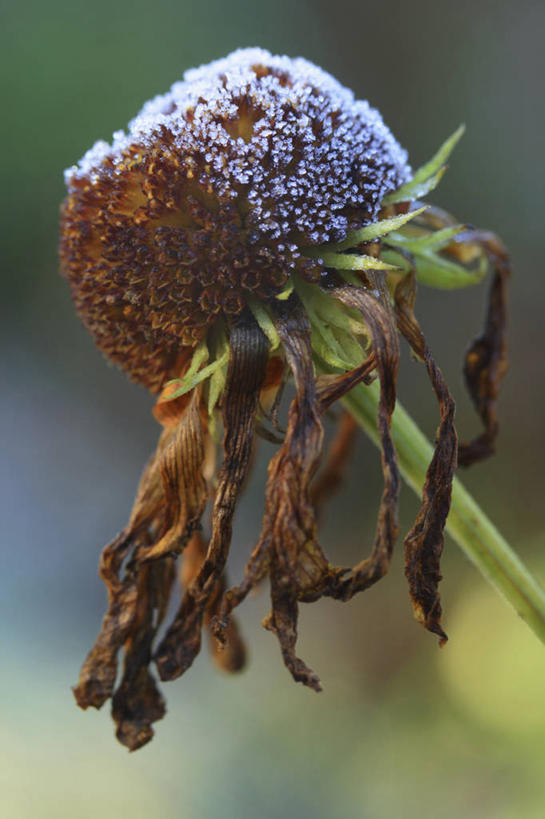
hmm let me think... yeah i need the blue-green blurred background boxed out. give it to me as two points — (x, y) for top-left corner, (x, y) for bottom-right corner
(2, 0), (545, 816)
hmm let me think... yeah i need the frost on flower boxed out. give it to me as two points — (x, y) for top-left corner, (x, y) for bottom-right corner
(60, 48), (510, 751)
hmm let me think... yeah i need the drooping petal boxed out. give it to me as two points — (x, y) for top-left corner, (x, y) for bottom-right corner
(111, 559), (175, 751)
(253, 294), (328, 689)
(393, 208), (511, 464)
(394, 273), (457, 644)
(262, 564), (323, 692)
(315, 352), (376, 411)
(72, 429), (174, 710)
(154, 309), (269, 681)
(142, 390), (207, 562)
(323, 281), (401, 600)
(455, 232), (510, 466)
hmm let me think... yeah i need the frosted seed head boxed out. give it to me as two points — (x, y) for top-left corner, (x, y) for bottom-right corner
(60, 48), (411, 391)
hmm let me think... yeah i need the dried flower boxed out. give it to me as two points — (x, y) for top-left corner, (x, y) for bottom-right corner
(60, 48), (511, 750)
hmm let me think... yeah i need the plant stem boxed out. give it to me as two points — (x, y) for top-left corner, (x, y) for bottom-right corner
(342, 379), (545, 645)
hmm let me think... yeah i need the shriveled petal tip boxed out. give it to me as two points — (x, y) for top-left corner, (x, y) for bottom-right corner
(262, 589), (323, 693)
(111, 560), (174, 751)
(73, 533), (147, 711)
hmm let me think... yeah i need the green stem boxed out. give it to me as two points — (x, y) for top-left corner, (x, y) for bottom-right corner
(342, 379), (545, 645)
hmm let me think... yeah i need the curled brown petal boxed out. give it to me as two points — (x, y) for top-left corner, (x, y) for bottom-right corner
(73, 531), (142, 710)
(72, 429), (174, 710)
(315, 352), (376, 412)
(452, 232), (511, 466)
(154, 309), (269, 681)
(408, 208), (510, 467)
(111, 559), (175, 751)
(395, 273), (457, 644)
(268, 296), (329, 587)
(323, 281), (401, 600)
(263, 561), (322, 692)
(253, 294), (330, 690)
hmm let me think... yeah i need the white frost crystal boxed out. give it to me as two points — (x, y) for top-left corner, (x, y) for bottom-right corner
(65, 48), (410, 245)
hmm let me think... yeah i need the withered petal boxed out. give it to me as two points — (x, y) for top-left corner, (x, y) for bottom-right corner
(73, 431), (175, 710)
(395, 273), (457, 644)
(154, 309), (269, 681)
(141, 389), (207, 562)
(263, 558), (322, 693)
(449, 231), (510, 467)
(323, 282), (401, 600)
(111, 560), (175, 751)
(315, 352), (376, 412)
(73, 531), (141, 710)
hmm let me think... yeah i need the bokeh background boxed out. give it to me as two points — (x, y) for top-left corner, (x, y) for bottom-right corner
(2, 0), (545, 816)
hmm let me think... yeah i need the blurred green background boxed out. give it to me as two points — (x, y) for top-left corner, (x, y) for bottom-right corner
(2, 0), (545, 816)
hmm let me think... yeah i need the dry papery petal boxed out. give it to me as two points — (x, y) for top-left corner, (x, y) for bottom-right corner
(73, 428), (174, 713)
(455, 232), (510, 466)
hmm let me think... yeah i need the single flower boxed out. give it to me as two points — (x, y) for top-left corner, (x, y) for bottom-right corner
(60, 48), (511, 750)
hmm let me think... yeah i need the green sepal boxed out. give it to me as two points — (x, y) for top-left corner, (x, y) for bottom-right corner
(165, 353), (229, 401)
(294, 277), (368, 337)
(305, 206), (428, 253)
(382, 166), (446, 206)
(294, 275), (369, 370)
(308, 250), (399, 272)
(165, 332), (229, 401)
(382, 125), (465, 205)
(381, 246), (488, 290)
(186, 338), (209, 377)
(207, 335), (229, 417)
(275, 279), (295, 300)
(389, 223), (466, 252)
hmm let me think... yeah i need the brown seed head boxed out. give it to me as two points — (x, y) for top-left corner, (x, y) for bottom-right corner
(60, 48), (410, 391)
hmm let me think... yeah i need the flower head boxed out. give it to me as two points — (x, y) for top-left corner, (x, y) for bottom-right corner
(61, 49), (510, 750)
(60, 48), (409, 390)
